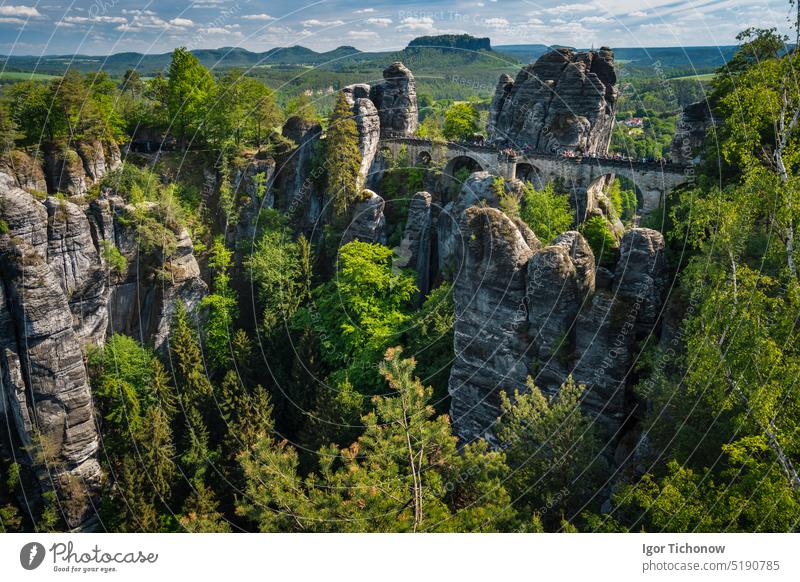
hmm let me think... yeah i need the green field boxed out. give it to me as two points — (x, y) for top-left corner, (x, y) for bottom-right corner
(669, 72), (715, 81)
(0, 71), (59, 81)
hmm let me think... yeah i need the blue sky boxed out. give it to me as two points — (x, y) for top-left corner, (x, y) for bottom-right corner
(0, 0), (793, 55)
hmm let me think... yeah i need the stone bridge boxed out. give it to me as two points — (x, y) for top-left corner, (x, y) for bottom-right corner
(380, 136), (692, 215)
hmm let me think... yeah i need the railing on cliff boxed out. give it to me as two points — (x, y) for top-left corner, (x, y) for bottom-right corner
(381, 133), (691, 174)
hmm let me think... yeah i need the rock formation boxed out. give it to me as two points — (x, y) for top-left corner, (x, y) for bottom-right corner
(488, 48), (618, 155)
(670, 100), (715, 164)
(369, 62), (418, 137)
(437, 172), (526, 274)
(343, 85), (381, 190)
(342, 190), (386, 245)
(276, 116), (323, 228)
(1, 150), (47, 193)
(0, 158), (206, 527)
(395, 191), (433, 293)
(42, 140), (120, 196)
(0, 173), (100, 528)
(445, 174), (667, 444)
(449, 206), (535, 442)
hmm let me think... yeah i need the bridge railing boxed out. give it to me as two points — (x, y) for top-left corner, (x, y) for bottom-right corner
(380, 134), (690, 173)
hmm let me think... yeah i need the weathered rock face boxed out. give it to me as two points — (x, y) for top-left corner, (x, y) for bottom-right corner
(396, 191), (433, 293)
(437, 172), (526, 275)
(99, 197), (207, 352)
(343, 190), (386, 245)
(371, 62), (418, 137)
(0, 176), (100, 528)
(446, 174), (667, 443)
(342, 86), (382, 191)
(45, 146), (88, 196)
(43, 140), (120, 196)
(489, 48), (618, 155)
(487, 74), (514, 138)
(449, 206), (535, 442)
(0, 167), (207, 527)
(670, 100), (714, 164)
(276, 116), (323, 227)
(230, 156), (277, 249)
(1, 150), (47, 193)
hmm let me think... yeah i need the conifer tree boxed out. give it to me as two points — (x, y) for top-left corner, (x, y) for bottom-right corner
(325, 92), (362, 217)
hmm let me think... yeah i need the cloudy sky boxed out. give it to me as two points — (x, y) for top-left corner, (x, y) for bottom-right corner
(0, 0), (793, 55)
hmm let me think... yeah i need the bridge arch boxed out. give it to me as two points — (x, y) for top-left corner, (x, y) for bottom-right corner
(514, 162), (545, 189)
(443, 155), (485, 193)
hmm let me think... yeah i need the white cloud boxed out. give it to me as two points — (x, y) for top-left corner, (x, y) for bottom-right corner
(366, 17), (392, 26)
(121, 9), (156, 16)
(116, 14), (193, 32)
(485, 17), (510, 28)
(527, 17), (544, 25)
(64, 15), (127, 24)
(539, 3), (597, 15)
(241, 13), (275, 21)
(348, 30), (379, 39)
(301, 19), (344, 27)
(580, 16), (612, 23)
(0, 17), (27, 24)
(397, 16), (436, 32)
(355, 8), (376, 13)
(0, 5), (42, 18)
(199, 26), (242, 36)
(629, 10), (647, 17)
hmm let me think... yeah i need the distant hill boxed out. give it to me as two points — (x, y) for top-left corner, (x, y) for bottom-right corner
(407, 35), (491, 52)
(495, 44), (570, 62)
(496, 44), (741, 76)
(1, 37), (744, 80)
(0, 45), (375, 77)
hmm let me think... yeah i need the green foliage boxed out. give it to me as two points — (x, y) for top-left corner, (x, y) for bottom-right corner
(612, 446), (800, 532)
(89, 334), (180, 531)
(580, 215), (618, 267)
(0, 104), (20, 156)
(238, 347), (516, 532)
(6, 70), (125, 145)
(166, 48), (214, 146)
(101, 240), (127, 274)
(401, 284), (455, 410)
(519, 182), (573, 243)
(297, 242), (416, 388)
(204, 69), (282, 149)
(284, 93), (319, 122)
(497, 377), (606, 528)
(246, 213), (311, 334)
(169, 302), (213, 407)
(201, 237), (239, 369)
(443, 102), (480, 141)
(325, 92), (362, 217)
(378, 145), (426, 246)
(606, 178), (638, 224)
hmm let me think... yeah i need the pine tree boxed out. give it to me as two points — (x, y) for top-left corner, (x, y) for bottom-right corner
(201, 236), (238, 369)
(325, 92), (362, 217)
(169, 302), (213, 407)
(496, 377), (606, 528)
(179, 482), (231, 532)
(238, 347), (516, 532)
